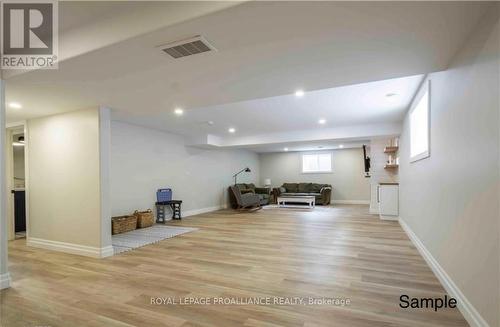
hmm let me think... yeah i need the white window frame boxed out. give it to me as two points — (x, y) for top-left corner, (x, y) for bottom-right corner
(301, 152), (333, 174)
(409, 80), (431, 163)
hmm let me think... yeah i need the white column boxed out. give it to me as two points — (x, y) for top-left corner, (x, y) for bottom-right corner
(98, 106), (113, 257)
(0, 79), (11, 289)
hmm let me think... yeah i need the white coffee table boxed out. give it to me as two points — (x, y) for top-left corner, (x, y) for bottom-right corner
(277, 196), (316, 208)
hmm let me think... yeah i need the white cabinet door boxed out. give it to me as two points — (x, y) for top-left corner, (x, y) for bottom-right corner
(378, 185), (399, 217)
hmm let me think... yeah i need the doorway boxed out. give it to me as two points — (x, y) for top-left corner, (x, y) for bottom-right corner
(12, 133), (26, 239)
(6, 125), (27, 241)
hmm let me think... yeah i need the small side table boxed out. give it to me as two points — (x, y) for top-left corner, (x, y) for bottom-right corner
(155, 200), (183, 222)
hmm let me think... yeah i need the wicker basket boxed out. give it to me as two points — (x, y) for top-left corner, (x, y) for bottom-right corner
(111, 215), (137, 235)
(134, 209), (154, 228)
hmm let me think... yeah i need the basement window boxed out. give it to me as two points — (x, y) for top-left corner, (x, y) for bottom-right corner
(410, 81), (430, 162)
(302, 153), (332, 173)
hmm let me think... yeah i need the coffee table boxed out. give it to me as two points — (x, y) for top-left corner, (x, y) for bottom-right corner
(277, 195), (315, 208)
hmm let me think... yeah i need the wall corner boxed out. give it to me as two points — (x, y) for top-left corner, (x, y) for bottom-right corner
(98, 106), (112, 251)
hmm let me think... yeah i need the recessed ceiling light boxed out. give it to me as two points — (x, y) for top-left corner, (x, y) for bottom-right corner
(207, 121), (214, 126)
(386, 93), (398, 97)
(339, 144), (344, 149)
(228, 128), (236, 133)
(318, 118), (326, 124)
(284, 147), (289, 151)
(174, 108), (184, 115)
(295, 90), (305, 97)
(8, 102), (22, 109)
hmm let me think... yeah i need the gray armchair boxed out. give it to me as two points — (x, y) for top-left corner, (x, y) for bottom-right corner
(229, 186), (261, 210)
(234, 183), (270, 205)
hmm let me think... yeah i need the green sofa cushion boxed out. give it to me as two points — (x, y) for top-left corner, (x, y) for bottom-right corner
(298, 183), (312, 192)
(304, 183), (315, 192)
(283, 183), (298, 192)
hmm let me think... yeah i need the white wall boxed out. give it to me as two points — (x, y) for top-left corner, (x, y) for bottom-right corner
(259, 148), (370, 202)
(0, 80), (10, 289)
(399, 7), (499, 327)
(27, 108), (105, 253)
(110, 121), (260, 216)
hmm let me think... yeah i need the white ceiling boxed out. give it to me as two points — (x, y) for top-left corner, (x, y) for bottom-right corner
(3, 1), (491, 152)
(239, 140), (369, 154)
(1, 1), (242, 79)
(59, 2), (143, 32)
(112, 74), (424, 137)
(5, 2), (488, 120)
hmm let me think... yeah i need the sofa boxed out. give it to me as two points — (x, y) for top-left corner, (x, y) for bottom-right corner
(272, 183), (332, 205)
(234, 183), (271, 206)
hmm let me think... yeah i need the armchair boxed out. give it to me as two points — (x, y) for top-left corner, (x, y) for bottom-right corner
(235, 183), (270, 205)
(228, 186), (261, 210)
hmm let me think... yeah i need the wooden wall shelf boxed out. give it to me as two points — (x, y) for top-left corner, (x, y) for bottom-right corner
(384, 146), (399, 153)
(384, 164), (399, 169)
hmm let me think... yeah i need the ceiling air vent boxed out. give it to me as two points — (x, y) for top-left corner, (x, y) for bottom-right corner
(158, 35), (216, 59)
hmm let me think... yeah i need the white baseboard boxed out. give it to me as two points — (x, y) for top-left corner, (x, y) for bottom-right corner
(399, 219), (489, 327)
(380, 215), (399, 221)
(332, 200), (370, 205)
(0, 273), (11, 290)
(183, 205), (226, 218)
(28, 237), (114, 258)
(100, 245), (114, 258)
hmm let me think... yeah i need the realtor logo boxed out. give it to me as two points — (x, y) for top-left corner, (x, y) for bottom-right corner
(1, 0), (58, 69)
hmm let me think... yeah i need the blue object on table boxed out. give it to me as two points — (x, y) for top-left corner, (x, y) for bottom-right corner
(156, 188), (172, 202)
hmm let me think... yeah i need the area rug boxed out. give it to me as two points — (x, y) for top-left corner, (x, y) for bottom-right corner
(263, 204), (317, 210)
(112, 224), (198, 255)
(263, 204), (332, 211)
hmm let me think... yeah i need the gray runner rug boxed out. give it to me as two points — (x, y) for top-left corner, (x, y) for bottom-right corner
(112, 224), (198, 255)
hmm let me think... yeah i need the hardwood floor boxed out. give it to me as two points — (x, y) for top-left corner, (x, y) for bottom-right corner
(1, 205), (468, 327)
